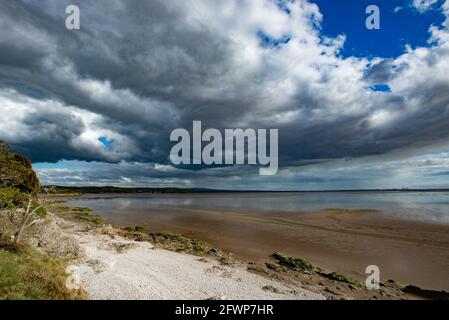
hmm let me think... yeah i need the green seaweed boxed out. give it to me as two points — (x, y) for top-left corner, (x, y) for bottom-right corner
(317, 271), (360, 286)
(73, 211), (103, 225)
(71, 207), (92, 213)
(149, 232), (209, 255)
(124, 226), (144, 233)
(271, 252), (314, 273)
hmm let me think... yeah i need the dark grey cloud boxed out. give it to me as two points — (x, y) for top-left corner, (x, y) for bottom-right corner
(364, 59), (396, 84)
(15, 110), (86, 163)
(1, 0), (449, 184)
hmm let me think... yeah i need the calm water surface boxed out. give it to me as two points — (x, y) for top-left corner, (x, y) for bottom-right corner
(67, 192), (449, 224)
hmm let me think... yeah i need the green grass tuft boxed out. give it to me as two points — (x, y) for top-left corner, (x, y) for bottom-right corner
(0, 245), (85, 300)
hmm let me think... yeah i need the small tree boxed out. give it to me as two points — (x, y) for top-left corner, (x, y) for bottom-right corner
(14, 192), (47, 245)
(0, 142), (46, 245)
(0, 188), (47, 245)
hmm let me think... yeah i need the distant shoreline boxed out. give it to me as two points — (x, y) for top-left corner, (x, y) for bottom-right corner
(44, 185), (449, 195)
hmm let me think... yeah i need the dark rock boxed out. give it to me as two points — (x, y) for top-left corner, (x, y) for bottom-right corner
(403, 285), (449, 300)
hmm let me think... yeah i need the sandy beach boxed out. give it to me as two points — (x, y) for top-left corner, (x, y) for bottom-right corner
(44, 213), (324, 300)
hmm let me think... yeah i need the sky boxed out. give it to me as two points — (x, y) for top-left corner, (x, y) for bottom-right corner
(1, 0), (449, 190)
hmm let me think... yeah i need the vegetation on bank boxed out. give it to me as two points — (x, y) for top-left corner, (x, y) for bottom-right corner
(118, 227), (234, 266)
(49, 205), (103, 225)
(0, 142), (40, 193)
(0, 245), (85, 300)
(263, 252), (361, 289)
(0, 142), (46, 245)
(0, 142), (84, 300)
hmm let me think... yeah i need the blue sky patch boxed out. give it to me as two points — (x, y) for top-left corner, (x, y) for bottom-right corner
(310, 0), (446, 58)
(275, 0), (293, 15)
(370, 84), (392, 92)
(98, 136), (111, 151)
(33, 161), (77, 170)
(258, 31), (291, 48)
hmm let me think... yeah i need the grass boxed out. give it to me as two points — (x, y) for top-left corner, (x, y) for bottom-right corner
(0, 244), (85, 300)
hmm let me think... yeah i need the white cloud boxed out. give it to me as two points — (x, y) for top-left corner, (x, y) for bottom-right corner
(411, 0), (439, 12)
(0, 88), (138, 162)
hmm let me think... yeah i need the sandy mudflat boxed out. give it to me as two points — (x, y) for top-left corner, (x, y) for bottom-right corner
(61, 220), (324, 300)
(103, 206), (449, 291)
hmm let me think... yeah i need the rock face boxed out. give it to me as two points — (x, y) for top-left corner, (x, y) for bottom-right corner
(0, 142), (40, 193)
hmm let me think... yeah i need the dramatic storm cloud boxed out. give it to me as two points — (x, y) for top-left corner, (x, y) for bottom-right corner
(1, 0), (449, 189)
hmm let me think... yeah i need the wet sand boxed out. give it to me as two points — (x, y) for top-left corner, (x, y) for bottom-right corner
(98, 206), (449, 291)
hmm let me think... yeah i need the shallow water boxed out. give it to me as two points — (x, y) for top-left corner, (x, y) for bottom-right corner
(67, 191), (449, 224)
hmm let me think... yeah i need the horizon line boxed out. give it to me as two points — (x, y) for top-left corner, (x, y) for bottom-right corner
(44, 185), (449, 193)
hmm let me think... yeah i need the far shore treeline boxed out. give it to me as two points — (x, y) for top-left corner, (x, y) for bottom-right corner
(44, 186), (214, 194)
(44, 185), (449, 195)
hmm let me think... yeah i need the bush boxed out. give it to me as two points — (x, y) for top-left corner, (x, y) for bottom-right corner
(30, 202), (47, 218)
(0, 188), (27, 209)
(0, 187), (47, 245)
(0, 142), (40, 193)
